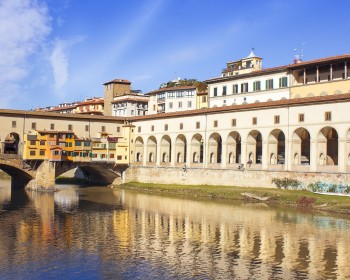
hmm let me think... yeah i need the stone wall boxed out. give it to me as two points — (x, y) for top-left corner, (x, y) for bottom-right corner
(125, 165), (350, 188)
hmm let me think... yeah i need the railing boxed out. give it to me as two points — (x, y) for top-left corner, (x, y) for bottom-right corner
(0, 153), (22, 160)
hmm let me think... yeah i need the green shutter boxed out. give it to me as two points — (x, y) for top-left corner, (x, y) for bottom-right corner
(253, 82), (256, 91)
(279, 78), (282, 88)
(266, 80), (268, 89)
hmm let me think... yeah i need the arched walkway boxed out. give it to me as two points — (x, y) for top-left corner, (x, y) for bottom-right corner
(292, 128), (310, 165)
(160, 135), (171, 163)
(268, 129), (285, 164)
(227, 131), (241, 164)
(147, 136), (157, 163)
(317, 127), (338, 165)
(134, 137), (144, 162)
(175, 134), (187, 163)
(3, 133), (20, 154)
(191, 134), (203, 163)
(208, 133), (222, 164)
(246, 130), (262, 164)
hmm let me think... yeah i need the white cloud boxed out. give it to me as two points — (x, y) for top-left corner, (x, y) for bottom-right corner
(49, 36), (86, 92)
(0, 0), (51, 108)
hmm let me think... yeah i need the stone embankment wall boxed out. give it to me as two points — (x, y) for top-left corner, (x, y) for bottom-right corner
(125, 166), (350, 188)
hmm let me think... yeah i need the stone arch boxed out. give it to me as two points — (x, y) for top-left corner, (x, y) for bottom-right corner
(268, 129), (285, 164)
(175, 134), (187, 163)
(191, 134), (203, 163)
(208, 132), (222, 164)
(292, 128), (310, 165)
(134, 136), (144, 162)
(0, 161), (34, 189)
(160, 135), (171, 163)
(318, 126), (338, 165)
(227, 131), (241, 164)
(247, 130), (262, 164)
(4, 132), (20, 154)
(147, 136), (157, 163)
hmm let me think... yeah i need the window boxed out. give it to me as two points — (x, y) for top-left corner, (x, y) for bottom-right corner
(298, 113), (304, 122)
(231, 119), (236, 127)
(253, 81), (261, 91)
(187, 101), (192, 108)
(202, 96), (207, 102)
(274, 115), (280, 124)
(279, 77), (288, 88)
(222, 86), (227, 95)
(153, 105), (156, 111)
(32, 122), (36, 130)
(178, 101), (182, 108)
(85, 125), (89, 132)
(196, 122), (200, 129)
(176, 91), (184, 98)
(40, 140), (45, 146)
(151, 125), (154, 131)
(241, 83), (248, 93)
(325, 111), (332, 121)
(186, 90), (195, 97)
(30, 151), (36, 156)
(102, 126), (106, 132)
(169, 102), (173, 109)
(213, 120), (218, 128)
(138, 126), (141, 133)
(180, 123), (183, 130)
(12, 121), (16, 128)
(117, 127), (120, 133)
(117, 156), (122, 160)
(68, 124), (73, 131)
(266, 79), (274, 90)
(168, 92), (175, 98)
(30, 140), (36, 145)
(233, 84), (238, 94)
(213, 87), (217, 97)
(50, 123), (55, 130)
(165, 124), (168, 131)
(252, 117), (257, 125)
(75, 141), (82, 146)
(39, 150), (45, 156)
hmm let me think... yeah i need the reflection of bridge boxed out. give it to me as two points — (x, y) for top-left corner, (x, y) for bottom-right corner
(0, 154), (126, 189)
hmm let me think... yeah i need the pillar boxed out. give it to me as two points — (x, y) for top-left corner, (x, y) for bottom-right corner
(142, 144), (147, 166)
(345, 62), (348, 79)
(316, 66), (319, 82)
(330, 64), (333, 81)
(303, 68), (306, 84)
(27, 160), (56, 191)
(262, 140), (268, 170)
(170, 141), (176, 166)
(310, 140), (318, 172)
(241, 141), (247, 167)
(156, 141), (161, 166)
(221, 140), (227, 168)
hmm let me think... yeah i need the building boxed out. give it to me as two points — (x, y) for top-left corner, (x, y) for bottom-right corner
(111, 91), (149, 117)
(73, 97), (104, 115)
(146, 85), (198, 114)
(206, 49), (290, 108)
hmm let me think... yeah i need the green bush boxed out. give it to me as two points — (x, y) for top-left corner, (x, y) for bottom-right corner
(272, 178), (302, 190)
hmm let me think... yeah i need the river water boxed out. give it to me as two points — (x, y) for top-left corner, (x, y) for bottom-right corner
(0, 180), (350, 279)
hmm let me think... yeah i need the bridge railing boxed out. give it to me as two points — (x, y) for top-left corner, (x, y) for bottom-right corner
(0, 153), (22, 160)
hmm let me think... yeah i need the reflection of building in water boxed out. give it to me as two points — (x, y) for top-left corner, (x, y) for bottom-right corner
(54, 187), (79, 211)
(115, 192), (350, 279)
(0, 180), (11, 208)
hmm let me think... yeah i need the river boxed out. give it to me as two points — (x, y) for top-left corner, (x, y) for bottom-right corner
(0, 180), (350, 279)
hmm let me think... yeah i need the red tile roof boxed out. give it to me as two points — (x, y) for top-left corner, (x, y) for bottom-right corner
(287, 54), (350, 70)
(103, 78), (131, 85)
(145, 85), (197, 95)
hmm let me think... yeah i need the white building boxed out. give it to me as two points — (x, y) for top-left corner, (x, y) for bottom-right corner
(111, 92), (149, 117)
(145, 85), (197, 114)
(206, 50), (290, 107)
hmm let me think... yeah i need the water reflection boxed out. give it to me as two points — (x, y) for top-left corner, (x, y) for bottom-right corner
(0, 182), (350, 279)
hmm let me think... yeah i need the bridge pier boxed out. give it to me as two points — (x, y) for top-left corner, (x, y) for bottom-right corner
(11, 176), (31, 189)
(26, 160), (56, 191)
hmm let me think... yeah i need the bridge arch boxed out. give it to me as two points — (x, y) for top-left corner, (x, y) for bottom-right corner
(3, 132), (20, 154)
(0, 157), (34, 189)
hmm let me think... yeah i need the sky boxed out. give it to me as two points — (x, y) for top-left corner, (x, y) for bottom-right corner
(1, 0), (350, 110)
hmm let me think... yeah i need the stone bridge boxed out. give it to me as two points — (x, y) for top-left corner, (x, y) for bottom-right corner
(0, 154), (127, 190)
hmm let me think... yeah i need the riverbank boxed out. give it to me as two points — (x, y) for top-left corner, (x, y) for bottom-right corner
(117, 182), (350, 214)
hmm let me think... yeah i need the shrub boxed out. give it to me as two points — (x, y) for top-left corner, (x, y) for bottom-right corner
(307, 181), (350, 193)
(272, 178), (302, 190)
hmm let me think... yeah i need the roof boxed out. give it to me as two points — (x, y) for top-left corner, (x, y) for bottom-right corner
(76, 98), (104, 106)
(205, 65), (288, 84)
(287, 53), (350, 70)
(111, 96), (149, 103)
(130, 93), (350, 121)
(145, 85), (197, 96)
(103, 78), (131, 85)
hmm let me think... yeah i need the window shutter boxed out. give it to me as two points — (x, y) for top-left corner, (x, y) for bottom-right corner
(279, 78), (281, 87)
(266, 80), (268, 89)
(253, 82), (256, 91)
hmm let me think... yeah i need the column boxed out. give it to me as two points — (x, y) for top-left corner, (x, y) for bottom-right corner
(285, 138), (292, 171)
(142, 145), (147, 166)
(170, 141), (176, 167)
(330, 64), (333, 81)
(262, 140), (268, 170)
(241, 141), (247, 167)
(345, 62), (348, 79)
(338, 138), (346, 172)
(156, 141), (161, 166)
(221, 141), (227, 168)
(310, 139), (318, 172)
(185, 141), (191, 167)
(316, 66), (319, 82)
(303, 68), (306, 84)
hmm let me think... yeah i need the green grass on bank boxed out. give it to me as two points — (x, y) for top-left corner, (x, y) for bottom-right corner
(117, 182), (350, 214)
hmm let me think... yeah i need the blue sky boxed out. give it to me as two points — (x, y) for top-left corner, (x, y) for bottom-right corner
(1, 0), (350, 110)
